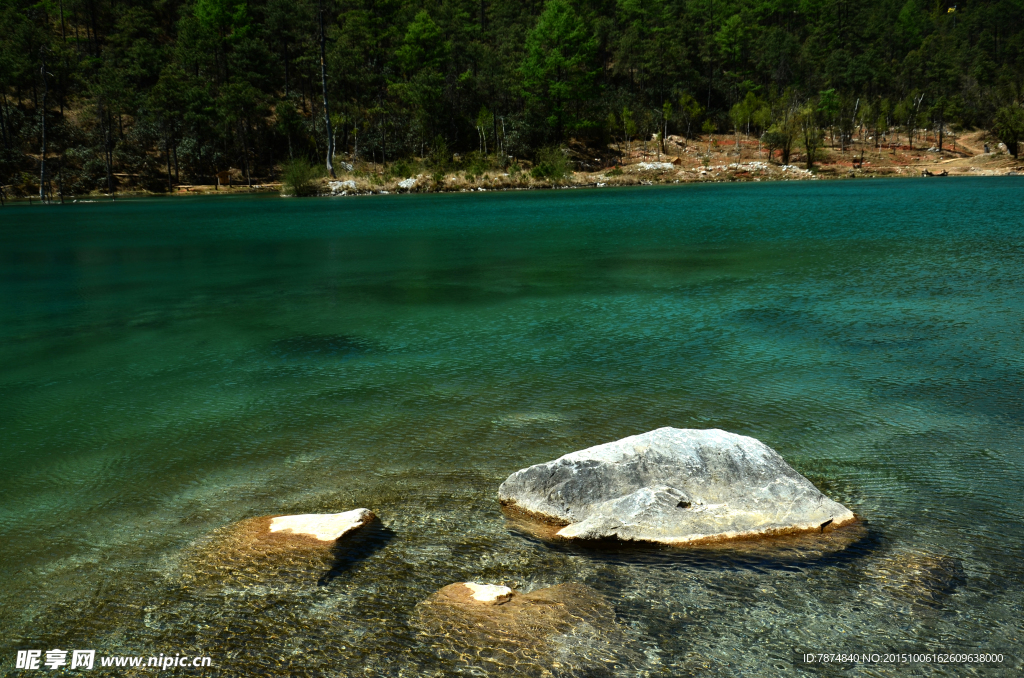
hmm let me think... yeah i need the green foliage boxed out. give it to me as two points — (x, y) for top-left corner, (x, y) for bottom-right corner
(762, 103), (799, 165)
(677, 92), (703, 141)
(281, 158), (322, 197)
(622, 108), (638, 141)
(387, 158), (416, 179)
(993, 105), (1024, 158)
(0, 0), (1022, 193)
(715, 14), (746, 66)
(818, 90), (840, 123)
(428, 136), (450, 172)
(730, 92), (762, 135)
(276, 100), (304, 158)
(464, 153), (492, 177)
(799, 103), (824, 169)
(194, 0), (249, 38)
(530, 147), (572, 180)
(761, 127), (786, 160)
(521, 0), (600, 137)
(394, 10), (446, 74)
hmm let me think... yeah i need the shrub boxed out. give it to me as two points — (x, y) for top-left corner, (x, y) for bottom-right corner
(467, 154), (490, 177)
(993, 104), (1024, 158)
(606, 167), (623, 176)
(761, 127), (786, 161)
(281, 158), (323, 196)
(530, 147), (572, 180)
(387, 158), (416, 179)
(428, 135), (450, 172)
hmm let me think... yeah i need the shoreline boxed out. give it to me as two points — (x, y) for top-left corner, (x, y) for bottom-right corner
(4, 163), (1020, 205)
(4, 133), (1021, 204)
(5, 162), (1020, 205)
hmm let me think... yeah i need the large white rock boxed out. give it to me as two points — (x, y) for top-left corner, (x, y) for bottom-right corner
(269, 509), (374, 541)
(499, 428), (856, 545)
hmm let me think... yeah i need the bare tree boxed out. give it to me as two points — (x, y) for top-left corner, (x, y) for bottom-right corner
(318, 0), (335, 178)
(39, 48), (47, 203)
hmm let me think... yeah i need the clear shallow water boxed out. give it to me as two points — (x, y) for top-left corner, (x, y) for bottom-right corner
(1, 180), (1022, 676)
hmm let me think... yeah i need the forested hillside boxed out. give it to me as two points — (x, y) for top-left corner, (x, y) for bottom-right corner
(2, 0), (1023, 196)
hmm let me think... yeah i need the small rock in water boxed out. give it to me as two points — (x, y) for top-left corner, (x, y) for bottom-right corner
(416, 582), (644, 675)
(179, 509), (380, 588)
(499, 427), (856, 546)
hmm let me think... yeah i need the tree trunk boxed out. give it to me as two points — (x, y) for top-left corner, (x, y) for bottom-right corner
(318, 0), (335, 178)
(0, 91), (9, 150)
(849, 98), (859, 154)
(165, 137), (173, 191)
(938, 107), (944, 151)
(58, 0), (66, 42)
(101, 102), (113, 196)
(87, 0), (98, 57)
(240, 124), (252, 188)
(39, 51), (47, 204)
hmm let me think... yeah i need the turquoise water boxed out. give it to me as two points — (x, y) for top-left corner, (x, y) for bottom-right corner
(1, 180), (1022, 676)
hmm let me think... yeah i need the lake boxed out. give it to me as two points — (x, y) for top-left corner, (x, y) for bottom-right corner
(1, 179), (1022, 676)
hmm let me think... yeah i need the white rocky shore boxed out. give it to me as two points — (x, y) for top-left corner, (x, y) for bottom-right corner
(499, 427), (856, 545)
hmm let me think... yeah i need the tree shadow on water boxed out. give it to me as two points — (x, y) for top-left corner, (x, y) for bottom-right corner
(270, 334), (377, 362)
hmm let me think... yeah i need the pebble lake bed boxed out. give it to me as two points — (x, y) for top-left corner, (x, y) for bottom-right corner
(1, 178), (1022, 676)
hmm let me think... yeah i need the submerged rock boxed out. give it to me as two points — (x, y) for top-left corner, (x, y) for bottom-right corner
(868, 550), (967, 606)
(180, 509), (383, 588)
(499, 427), (856, 546)
(416, 582), (643, 676)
